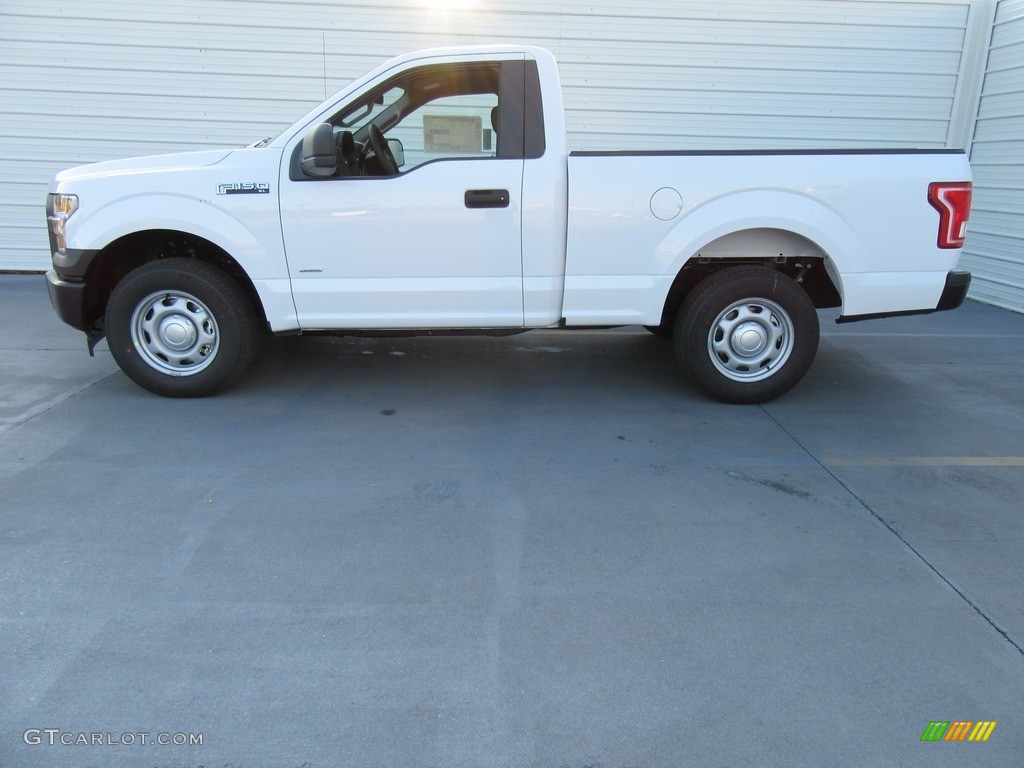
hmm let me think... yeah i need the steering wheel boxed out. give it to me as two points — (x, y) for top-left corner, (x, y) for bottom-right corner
(364, 124), (398, 176)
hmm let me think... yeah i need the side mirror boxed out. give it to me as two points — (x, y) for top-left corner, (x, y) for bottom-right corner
(300, 123), (337, 178)
(388, 138), (405, 169)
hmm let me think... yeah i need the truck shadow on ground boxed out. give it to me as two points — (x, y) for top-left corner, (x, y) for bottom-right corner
(242, 329), (697, 401)
(240, 326), (914, 409)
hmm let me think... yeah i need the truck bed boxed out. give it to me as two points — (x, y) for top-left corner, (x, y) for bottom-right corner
(563, 148), (970, 325)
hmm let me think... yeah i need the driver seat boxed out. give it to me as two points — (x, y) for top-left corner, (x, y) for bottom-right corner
(336, 130), (361, 176)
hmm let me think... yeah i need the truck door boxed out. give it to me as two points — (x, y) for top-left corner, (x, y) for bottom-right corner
(281, 57), (530, 329)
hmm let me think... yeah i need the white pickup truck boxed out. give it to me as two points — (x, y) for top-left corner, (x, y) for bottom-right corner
(45, 45), (973, 403)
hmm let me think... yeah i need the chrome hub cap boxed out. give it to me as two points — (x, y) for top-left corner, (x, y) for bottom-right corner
(708, 298), (794, 382)
(130, 291), (219, 376)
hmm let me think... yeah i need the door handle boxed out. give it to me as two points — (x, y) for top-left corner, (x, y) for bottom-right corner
(465, 189), (510, 209)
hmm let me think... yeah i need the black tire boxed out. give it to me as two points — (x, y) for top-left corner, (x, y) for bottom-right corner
(105, 258), (258, 397)
(673, 266), (818, 404)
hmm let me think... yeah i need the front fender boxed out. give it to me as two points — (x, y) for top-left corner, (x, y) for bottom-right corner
(66, 192), (285, 280)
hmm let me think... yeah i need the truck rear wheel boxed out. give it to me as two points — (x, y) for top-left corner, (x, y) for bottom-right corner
(105, 258), (257, 397)
(674, 266), (818, 404)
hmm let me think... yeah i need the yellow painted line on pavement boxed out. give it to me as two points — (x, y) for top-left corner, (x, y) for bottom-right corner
(825, 456), (1024, 467)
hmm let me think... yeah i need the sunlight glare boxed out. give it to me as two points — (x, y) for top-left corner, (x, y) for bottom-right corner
(417, 0), (478, 9)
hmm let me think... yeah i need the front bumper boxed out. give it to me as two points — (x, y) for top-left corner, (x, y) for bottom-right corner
(46, 269), (89, 331)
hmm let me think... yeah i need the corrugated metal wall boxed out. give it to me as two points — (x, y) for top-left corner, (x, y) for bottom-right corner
(962, 0), (1024, 311)
(0, 0), (979, 273)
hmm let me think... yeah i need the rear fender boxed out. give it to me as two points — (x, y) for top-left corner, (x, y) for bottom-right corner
(657, 189), (860, 302)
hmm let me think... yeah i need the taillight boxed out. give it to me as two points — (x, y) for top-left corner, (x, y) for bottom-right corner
(928, 182), (972, 249)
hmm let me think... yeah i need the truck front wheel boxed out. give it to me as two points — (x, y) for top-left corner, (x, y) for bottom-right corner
(674, 266), (818, 404)
(105, 258), (258, 397)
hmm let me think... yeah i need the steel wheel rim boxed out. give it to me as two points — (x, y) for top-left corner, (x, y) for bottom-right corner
(707, 297), (794, 382)
(130, 290), (220, 376)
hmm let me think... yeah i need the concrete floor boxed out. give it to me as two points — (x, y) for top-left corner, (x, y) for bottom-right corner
(1, 273), (1022, 767)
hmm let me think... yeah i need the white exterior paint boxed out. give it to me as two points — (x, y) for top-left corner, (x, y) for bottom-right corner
(563, 151), (970, 322)
(48, 44), (972, 328)
(0, 0), (996, 284)
(44, 45), (973, 401)
(962, 0), (1024, 310)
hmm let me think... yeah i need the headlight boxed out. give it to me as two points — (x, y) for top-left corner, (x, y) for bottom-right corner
(47, 193), (79, 255)
(51, 193), (78, 218)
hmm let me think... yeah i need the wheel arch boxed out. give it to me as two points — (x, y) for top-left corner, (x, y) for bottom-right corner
(654, 227), (844, 329)
(80, 229), (269, 334)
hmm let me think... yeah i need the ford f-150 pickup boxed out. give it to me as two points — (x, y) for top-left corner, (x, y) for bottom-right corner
(44, 45), (973, 403)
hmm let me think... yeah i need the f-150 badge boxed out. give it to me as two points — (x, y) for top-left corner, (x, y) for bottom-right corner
(217, 182), (270, 195)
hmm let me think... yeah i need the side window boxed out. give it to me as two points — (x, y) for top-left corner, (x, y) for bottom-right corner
(325, 62), (504, 178)
(294, 60), (533, 180)
(388, 91), (500, 171)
